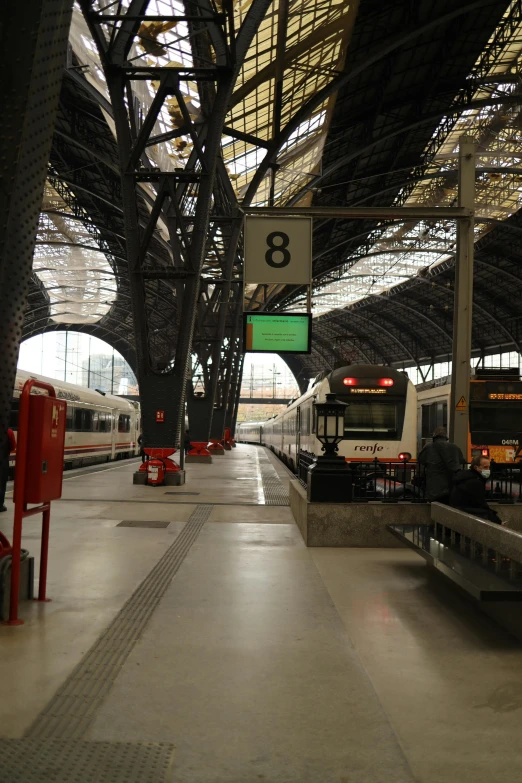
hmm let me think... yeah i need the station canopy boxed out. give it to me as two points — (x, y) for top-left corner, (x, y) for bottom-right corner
(23, 0), (522, 385)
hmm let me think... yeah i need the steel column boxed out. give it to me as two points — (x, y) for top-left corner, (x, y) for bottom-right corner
(449, 136), (476, 454)
(0, 1), (73, 459)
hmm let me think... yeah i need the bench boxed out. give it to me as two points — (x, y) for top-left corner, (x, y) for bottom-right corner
(387, 503), (522, 603)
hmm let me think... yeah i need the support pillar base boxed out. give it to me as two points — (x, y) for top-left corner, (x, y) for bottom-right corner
(187, 442), (212, 458)
(164, 470), (185, 486)
(208, 439), (225, 456)
(133, 470), (186, 484)
(185, 454), (213, 464)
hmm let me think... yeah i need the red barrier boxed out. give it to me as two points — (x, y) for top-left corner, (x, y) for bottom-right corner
(3, 379), (66, 626)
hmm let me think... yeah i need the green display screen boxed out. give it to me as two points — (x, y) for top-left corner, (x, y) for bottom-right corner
(243, 313), (311, 354)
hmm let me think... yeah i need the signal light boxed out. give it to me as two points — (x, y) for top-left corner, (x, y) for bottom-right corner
(379, 378), (394, 387)
(343, 377), (357, 386)
(398, 452), (411, 461)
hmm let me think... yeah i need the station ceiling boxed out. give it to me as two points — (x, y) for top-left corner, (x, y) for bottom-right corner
(23, 0), (522, 389)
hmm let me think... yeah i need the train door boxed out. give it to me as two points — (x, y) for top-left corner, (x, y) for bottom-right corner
(110, 409), (117, 459)
(296, 406), (301, 466)
(133, 404), (140, 454)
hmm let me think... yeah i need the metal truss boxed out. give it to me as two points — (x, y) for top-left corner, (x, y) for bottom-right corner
(77, 0), (272, 449)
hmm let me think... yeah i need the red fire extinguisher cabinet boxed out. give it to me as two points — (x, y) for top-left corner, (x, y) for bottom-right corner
(24, 395), (67, 504)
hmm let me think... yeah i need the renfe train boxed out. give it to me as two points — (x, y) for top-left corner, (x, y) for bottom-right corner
(236, 365), (417, 470)
(9, 369), (140, 471)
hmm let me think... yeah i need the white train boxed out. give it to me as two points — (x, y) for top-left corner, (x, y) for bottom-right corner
(9, 369), (140, 471)
(237, 365), (417, 470)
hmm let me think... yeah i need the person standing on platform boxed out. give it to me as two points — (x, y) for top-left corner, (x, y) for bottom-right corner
(138, 432), (147, 464)
(0, 428), (16, 512)
(418, 426), (465, 503)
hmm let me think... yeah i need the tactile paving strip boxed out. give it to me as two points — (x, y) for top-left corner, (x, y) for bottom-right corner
(26, 505), (212, 741)
(257, 450), (290, 506)
(0, 740), (174, 783)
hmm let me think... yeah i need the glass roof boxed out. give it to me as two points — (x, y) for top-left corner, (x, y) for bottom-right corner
(36, 184), (117, 324)
(295, 3), (522, 317)
(35, 2), (522, 327)
(224, 0), (351, 206)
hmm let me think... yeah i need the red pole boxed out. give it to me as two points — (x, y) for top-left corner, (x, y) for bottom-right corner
(4, 381), (31, 626)
(6, 503), (24, 625)
(38, 506), (51, 602)
(4, 378), (57, 625)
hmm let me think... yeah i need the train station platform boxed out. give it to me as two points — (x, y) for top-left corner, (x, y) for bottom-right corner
(1, 444), (522, 782)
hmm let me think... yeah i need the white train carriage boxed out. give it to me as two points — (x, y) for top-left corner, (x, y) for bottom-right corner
(236, 421), (263, 444)
(237, 365), (417, 471)
(9, 369), (140, 471)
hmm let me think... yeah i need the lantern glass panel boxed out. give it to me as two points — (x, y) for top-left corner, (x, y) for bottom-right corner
(326, 414), (338, 439)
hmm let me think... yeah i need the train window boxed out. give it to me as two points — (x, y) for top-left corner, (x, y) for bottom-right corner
(84, 410), (94, 432)
(344, 402), (397, 434)
(66, 405), (74, 431)
(470, 406), (522, 434)
(74, 408), (95, 432)
(118, 414), (130, 433)
(92, 411), (99, 432)
(9, 398), (19, 430)
(421, 402), (447, 439)
(301, 408), (310, 435)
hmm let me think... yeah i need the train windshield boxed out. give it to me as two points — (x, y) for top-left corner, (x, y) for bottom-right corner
(470, 405), (522, 436)
(343, 401), (398, 434)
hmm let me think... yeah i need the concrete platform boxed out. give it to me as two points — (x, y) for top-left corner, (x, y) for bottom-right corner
(0, 445), (521, 783)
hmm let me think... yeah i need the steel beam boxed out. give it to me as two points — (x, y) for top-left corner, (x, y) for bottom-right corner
(0, 0), (73, 461)
(242, 207), (472, 220)
(449, 137), (475, 452)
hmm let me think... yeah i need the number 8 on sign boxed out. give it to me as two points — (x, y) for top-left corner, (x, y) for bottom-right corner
(243, 216), (311, 284)
(265, 231), (291, 268)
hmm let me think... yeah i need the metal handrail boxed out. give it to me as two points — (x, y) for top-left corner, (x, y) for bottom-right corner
(297, 451), (426, 502)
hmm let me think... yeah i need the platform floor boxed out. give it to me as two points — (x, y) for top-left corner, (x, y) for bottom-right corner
(1, 444), (522, 782)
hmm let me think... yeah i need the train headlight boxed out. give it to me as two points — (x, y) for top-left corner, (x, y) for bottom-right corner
(379, 378), (394, 387)
(343, 377), (357, 386)
(398, 452), (411, 462)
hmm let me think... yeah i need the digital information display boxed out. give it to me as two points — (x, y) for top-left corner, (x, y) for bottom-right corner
(243, 313), (312, 354)
(489, 393), (522, 400)
(350, 388), (387, 395)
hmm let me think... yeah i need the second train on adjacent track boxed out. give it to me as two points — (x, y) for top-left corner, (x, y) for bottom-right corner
(236, 365), (417, 469)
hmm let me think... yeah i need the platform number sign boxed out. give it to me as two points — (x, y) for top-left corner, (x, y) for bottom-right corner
(244, 216), (312, 285)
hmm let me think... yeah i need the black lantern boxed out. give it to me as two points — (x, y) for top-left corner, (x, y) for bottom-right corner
(307, 393), (351, 503)
(315, 393), (346, 455)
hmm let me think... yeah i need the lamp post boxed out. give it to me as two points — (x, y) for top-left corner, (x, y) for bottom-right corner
(307, 393), (352, 502)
